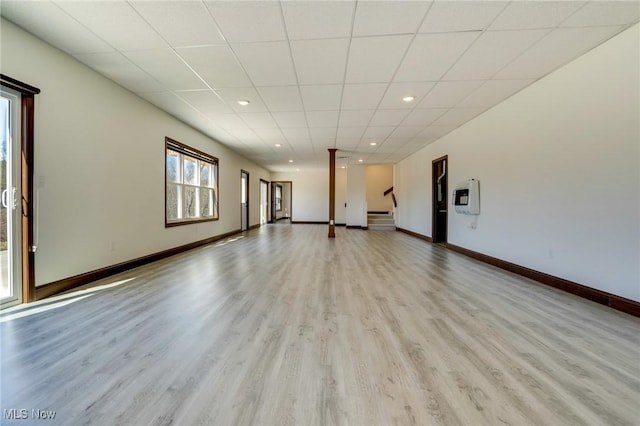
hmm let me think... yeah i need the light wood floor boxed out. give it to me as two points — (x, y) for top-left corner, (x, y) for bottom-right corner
(1, 224), (639, 425)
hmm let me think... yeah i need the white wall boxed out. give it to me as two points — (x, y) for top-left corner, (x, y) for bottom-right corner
(346, 165), (366, 227)
(1, 19), (271, 286)
(396, 24), (639, 301)
(272, 170), (329, 222)
(366, 165), (394, 212)
(335, 168), (347, 225)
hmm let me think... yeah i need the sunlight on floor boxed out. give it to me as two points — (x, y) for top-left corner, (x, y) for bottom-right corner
(0, 277), (136, 322)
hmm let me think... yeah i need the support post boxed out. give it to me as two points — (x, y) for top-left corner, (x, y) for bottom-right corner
(328, 149), (337, 238)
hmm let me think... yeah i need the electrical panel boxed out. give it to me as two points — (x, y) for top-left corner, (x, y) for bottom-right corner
(452, 179), (480, 215)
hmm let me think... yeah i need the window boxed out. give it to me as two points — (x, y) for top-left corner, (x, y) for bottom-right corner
(165, 137), (218, 226)
(275, 184), (282, 212)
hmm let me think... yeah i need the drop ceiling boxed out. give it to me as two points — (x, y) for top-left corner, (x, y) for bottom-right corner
(1, 1), (638, 171)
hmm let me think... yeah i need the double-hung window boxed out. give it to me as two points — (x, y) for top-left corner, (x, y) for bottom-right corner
(165, 137), (218, 226)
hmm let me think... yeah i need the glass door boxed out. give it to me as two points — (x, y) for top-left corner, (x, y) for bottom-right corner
(1, 88), (22, 308)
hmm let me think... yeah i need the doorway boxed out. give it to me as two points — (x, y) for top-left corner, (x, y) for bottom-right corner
(432, 156), (448, 244)
(241, 170), (249, 231)
(1, 88), (22, 307)
(270, 181), (292, 223)
(260, 179), (268, 225)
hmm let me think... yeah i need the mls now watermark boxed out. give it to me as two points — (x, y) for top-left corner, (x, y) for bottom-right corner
(4, 409), (57, 420)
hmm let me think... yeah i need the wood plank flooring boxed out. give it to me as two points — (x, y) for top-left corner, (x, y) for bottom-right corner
(1, 224), (639, 425)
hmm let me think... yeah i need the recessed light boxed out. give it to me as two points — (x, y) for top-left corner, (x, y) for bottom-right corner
(274, 143), (281, 147)
(237, 99), (250, 106)
(402, 96), (415, 102)
(341, 166), (346, 169)
(288, 159), (294, 163)
(369, 142), (377, 146)
(358, 159), (363, 163)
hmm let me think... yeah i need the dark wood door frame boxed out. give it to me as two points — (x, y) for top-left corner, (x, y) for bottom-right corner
(270, 181), (292, 223)
(432, 155), (448, 244)
(260, 179), (269, 225)
(1, 74), (39, 303)
(241, 170), (249, 231)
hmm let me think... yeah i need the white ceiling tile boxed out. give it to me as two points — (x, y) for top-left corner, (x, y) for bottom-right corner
(561, 1), (640, 27)
(432, 108), (487, 126)
(346, 35), (413, 83)
(313, 139), (338, 150)
(272, 112), (308, 128)
(490, 1), (585, 31)
(496, 26), (623, 80)
(418, 81), (484, 108)
(1, 1), (114, 54)
(282, 127), (311, 140)
(176, 45), (251, 88)
(257, 86), (304, 112)
(175, 90), (231, 115)
(232, 41), (297, 86)
(389, 126), (425, 139)
(291, 39), (349, 85)
(443, 29), (549, 81)
(74, 52), (163, 93)
(56, 1), (167, 51)
(336, 138), (361, 150)
(123, 49), (205, 90)
(378, 82), (436, 109)
(363, 127), (395, 139)
(353, 1), (431, 36)
(420, 1), (507, 33)
(337, 127), (366, 139)
(395, 32), (479, 81)
(369, 110), (411, 126)
(309, 128), (338, 140)
(208, 114), (248, 130)
(253, 128), (286, 142)
(227, 128), (260, 142)
(306, 111), (340, 128)
(300, 85), (343, 111)
(402, 108), (447, 126)
(215, 88), (267, 112)
(203, 1), (286, 43)
(282, 1), (355, 40)
(457, 80), (533, 108)
(138, 91), (197, 121)
(131, 1), (225, 47)
(339, 110), (375, 127)
(341, 84), (388, 110)
(416, 125), (458, 140)
(238, 112), (278, 129)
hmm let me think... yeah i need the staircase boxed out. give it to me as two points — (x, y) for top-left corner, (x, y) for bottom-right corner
(367, 212), (395, 231)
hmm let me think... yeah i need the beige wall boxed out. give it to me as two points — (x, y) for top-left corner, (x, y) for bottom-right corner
(366, 165), (394, 212)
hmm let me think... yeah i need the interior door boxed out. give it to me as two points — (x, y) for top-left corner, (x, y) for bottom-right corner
(432, 156), (448, 244)
(241, 170), (249, 231)
(1, 88), (22, 308)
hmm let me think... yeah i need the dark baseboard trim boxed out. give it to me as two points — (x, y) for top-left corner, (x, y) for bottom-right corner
(346, 225), (368, 230)
(362, 226), (368, 230)
(367, 211), (390, 214)
(396, 227), (433, 243)
(446, 243), (640, 318)
(335, 223), (346, 227)
(291, 221), (328, 225)
(248, 224), (261, 230)
(35, 229), (242, 300)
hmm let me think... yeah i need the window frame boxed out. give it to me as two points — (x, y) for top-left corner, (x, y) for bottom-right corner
(165, 137), (219, 227)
